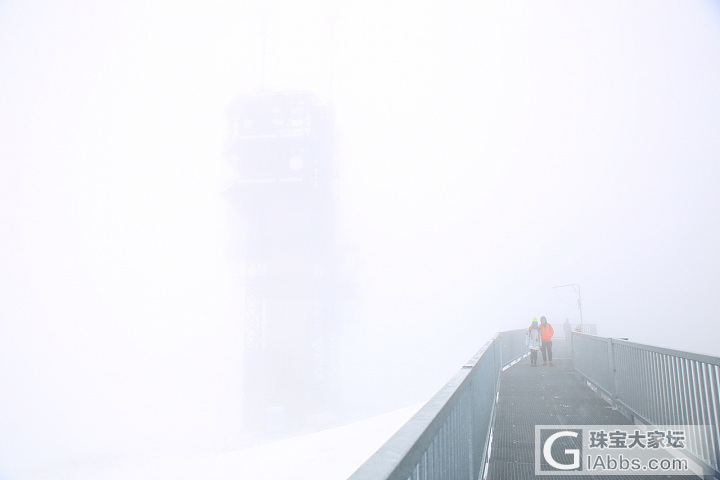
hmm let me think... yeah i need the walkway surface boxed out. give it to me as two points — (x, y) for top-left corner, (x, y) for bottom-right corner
(486, 339), (698, 480)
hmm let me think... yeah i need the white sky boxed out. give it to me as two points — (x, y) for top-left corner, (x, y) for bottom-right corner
(1, 0), (720, 477)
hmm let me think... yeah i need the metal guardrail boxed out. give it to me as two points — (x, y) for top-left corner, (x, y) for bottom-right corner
(347, 329), (528, 480)
(545, 322), (596, 339)
(572, 332), (720, 477)
(572, 323), (596, 335)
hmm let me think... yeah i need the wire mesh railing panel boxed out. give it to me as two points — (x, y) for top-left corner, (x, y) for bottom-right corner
(573, 333), (720, 476)
(572, 333), (613, 395)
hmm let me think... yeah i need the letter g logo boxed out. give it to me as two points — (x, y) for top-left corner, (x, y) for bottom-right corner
(543, 431), (580, 470)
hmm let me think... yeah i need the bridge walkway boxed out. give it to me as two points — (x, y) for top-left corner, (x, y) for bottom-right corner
(486, 339), (697, 480)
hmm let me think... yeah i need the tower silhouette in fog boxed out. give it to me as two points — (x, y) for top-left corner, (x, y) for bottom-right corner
(226, 92), (337, 432)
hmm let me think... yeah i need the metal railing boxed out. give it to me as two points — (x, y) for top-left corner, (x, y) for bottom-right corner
(348, 329), (528, 480)
(572, 323), (596, 335)
(555, 323), (598, 339)
(572, 332), (720, 476)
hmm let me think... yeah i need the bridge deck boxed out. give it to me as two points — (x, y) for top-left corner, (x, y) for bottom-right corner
(486, 339), (697, 480)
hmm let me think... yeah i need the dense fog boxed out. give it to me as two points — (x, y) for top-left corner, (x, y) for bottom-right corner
(1, 0), (719, 477)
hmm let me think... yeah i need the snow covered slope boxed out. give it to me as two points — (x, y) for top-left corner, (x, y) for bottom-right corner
(26, 404), (421, 480)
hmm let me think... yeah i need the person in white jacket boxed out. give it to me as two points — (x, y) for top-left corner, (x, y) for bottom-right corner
(526, 318), (541, 367)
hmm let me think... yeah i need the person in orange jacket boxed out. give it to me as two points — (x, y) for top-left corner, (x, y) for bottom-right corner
(539, 316), (554, 366)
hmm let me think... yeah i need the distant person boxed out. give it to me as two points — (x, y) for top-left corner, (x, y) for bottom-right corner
(563, 318), (572, 340)
(539, 316), (554, 366)
(526, 318), (541, 367)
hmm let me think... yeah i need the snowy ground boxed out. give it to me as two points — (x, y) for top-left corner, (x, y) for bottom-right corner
(22, 404), (422, 480)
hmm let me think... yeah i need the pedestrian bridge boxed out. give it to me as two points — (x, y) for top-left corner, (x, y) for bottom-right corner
(348, 329), (720, 480)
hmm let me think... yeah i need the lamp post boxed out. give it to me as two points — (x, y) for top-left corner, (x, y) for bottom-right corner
(553, 283), (583, 325)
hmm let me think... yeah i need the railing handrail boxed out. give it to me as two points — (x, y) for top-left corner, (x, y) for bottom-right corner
(347, 328), (528, 480)
(572, 331), (720, 477)
(573, 332), (720, 366)
(348, 344), (487, 480)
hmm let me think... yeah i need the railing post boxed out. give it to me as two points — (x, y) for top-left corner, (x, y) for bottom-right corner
(499, 333), (504, 370)
(494, 335), (500, 388)
(608, 339), (618, 407)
